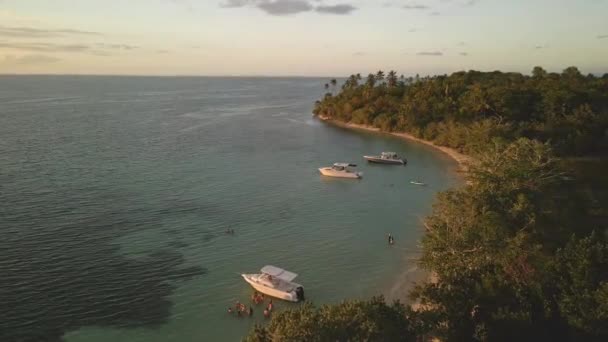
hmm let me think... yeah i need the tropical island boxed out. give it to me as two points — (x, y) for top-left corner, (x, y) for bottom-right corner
(245, 68), (608, 341)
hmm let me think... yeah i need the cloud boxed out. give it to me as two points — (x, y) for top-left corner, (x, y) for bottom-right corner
(0, 25), (100, 38)
(416, 51), (443, 56)
(220, 0), (356, 16)
(156, 49), (170, 54)
(0, 41), (140, 56)
(220, 0), (251, 7)
(429, 11), (440, 15)
(96, 43), (138, 50)
(459, 52), (468, 56)
(0, 41), (90, 52)
(352, 51), (365, 56)
(402, 4), (429, 9)
(2, 54), (61, 65)
(457, 41), (466, 46)
(257, 0), (312, 15)
(408, 28), (417, 32)
(463, 0), (479, 6)
(315, 4), (357, 15)
(598, 34), (608, 39)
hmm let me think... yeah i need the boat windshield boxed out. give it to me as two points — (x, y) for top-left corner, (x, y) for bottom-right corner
(332, 165), (345, 171)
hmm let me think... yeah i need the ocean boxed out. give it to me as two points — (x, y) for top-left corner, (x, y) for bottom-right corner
(0, 76), (458, 341)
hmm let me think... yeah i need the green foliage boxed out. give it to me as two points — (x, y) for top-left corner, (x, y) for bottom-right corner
(314, 67), (608, 156)
(412, 139), (608, 341)
(243, 297), (418, 342)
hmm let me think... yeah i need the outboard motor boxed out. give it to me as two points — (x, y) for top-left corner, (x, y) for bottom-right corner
(295, 286), (305, 301)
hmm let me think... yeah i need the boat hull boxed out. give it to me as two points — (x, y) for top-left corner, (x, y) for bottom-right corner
(318, 168), (362, 179)
(363, 156), (405, 165)
(242, 274), (300, 302)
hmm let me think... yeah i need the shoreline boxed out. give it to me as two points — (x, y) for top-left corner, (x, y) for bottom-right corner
(316, 115), (471, 173)
(316, 114), (459, 308)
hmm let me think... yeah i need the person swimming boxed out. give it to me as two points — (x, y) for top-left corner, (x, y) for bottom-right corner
(263, 309), (270, 318)
(388, 234), (394, 245)
(267, 299), (273, 312)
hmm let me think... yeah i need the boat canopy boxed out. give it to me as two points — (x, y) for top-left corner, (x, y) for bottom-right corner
(261, 265), (298, 282)
(333, 163), (356, 167)
(381, 152), (397, 157)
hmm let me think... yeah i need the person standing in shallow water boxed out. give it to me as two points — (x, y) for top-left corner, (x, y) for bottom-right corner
(387, 234), (394, 245)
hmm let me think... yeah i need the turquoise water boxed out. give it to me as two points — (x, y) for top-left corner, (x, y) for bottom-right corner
(0, 76), (459, 342)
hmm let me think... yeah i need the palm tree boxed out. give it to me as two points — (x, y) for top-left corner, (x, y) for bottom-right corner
(364, 74), (376, 99)
(375, 70), (385, 84)
(365, 74), (376, 88)
(387, 70), (398, 88)
(345, 74), (358, 89)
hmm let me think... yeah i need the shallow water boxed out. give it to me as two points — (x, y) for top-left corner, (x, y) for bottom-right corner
(0, 76), (459, 342)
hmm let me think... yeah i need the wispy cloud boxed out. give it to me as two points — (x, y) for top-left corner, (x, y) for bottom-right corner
(220, 0), (356, 16)
(459, 52), (468, 56)
(156, 49), (170, 54)
(2, 54), (61, 65)
(96, 43), (138, 50)
(316, 4), (357, 15)
(352, 51), (365, 56)
(416, 51), (443, 56)
(463, 0), (479, 6)
(597, 34), (608, 39)
(0, 41), (90, 52)
(408, 28), (417, 33)
(0, 41), (141, 56)
(220, 0), (251, 8)
(0, 25), (100, 38)
(402, 4), (429, 10)
(430, 11), (440, 16)
(257, 0), (312, 15)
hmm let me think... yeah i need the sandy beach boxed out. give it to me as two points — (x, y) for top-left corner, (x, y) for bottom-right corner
(316, 115), (472, 172)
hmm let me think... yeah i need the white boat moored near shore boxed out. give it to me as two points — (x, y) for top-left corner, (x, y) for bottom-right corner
(363, 152), (406, 165)
(319, 163), (362, 179)
(242, 265), (305, 302)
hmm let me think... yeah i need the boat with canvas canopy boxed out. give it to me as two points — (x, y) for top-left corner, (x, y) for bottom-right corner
(318, 163), (362, 179)
(242, 265), (305, 302)
(363, 152), (406, 165)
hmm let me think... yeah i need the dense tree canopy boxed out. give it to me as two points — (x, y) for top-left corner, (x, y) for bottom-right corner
(313, 67), (608, 156)
(244, 297), (419, 342)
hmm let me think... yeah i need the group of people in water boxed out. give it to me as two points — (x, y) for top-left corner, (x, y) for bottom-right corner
(228, 292), (274, 318)
(387, 233), (395, 245)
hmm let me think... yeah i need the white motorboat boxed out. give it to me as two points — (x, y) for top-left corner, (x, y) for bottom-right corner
(410, 180), (426, 186)
(318, 163), (362, 179)
(242, 265), (305, 302)
(363, 152), (406, 165)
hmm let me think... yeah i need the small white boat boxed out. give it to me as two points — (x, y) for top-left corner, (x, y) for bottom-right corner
(319, 163), (362, 179)
(410, 181), (426, 186)
(242, 265), (305, 302)
(364, 152), (406, 165)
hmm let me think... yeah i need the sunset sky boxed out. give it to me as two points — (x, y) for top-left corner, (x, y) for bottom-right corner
(1, 0), (607, 76)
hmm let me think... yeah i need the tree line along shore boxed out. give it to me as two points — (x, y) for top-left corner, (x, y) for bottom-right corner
(245, 67), (608, 342)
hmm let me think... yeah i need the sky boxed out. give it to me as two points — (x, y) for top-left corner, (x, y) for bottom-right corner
(0, 0), (607, 76)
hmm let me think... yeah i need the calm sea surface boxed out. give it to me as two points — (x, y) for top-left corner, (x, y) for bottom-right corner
(0, 76), (459, 342)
